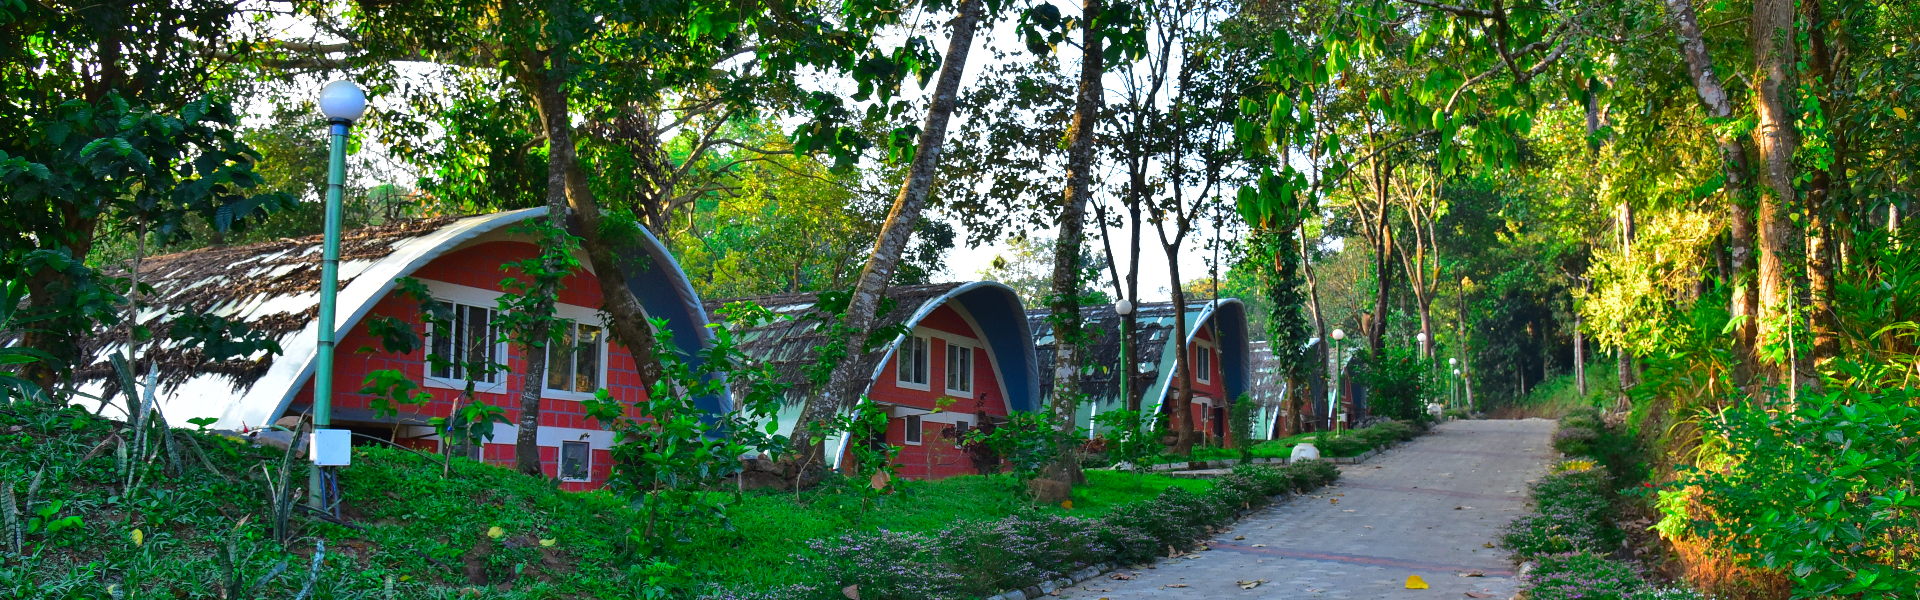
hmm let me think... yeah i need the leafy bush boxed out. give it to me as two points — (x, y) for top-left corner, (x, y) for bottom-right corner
(940, 512), (1107, 594)
(1502, 467), (1621, 561)
(1359, 344), (1434, 422)
(1524, 552), (1655, 600)
(1677, 384), (1920, 598)
(794, 529), (965, 600)
(1551, 426), (1598, 456)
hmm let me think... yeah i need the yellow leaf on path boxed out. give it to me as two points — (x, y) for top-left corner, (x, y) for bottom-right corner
(487, 526), (505, 540)
(1406, 575), (1429, 589)
(130, 529), (144, 547)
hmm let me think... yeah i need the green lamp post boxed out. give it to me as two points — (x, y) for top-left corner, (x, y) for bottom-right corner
(310, 80), (367, 511)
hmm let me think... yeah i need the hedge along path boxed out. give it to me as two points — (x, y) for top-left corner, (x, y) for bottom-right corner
(1061, 419), (1557, 599)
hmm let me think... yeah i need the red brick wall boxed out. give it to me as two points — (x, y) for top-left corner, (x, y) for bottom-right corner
(286, 240), (643, 491)
(1176, 325), (1233, 448)
(858, 304), (1008, 480)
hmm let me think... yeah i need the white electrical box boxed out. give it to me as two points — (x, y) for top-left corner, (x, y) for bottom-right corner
(310, 429), (352, 466)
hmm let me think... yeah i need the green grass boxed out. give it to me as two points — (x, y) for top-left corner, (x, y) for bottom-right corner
(1143, 433), (1318, 465)
(1, 402), (1208, 598)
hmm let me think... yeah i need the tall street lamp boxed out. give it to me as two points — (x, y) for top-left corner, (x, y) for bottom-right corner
(311, 80), (367, 511)
(1115, 298), (1134, 416)
(1448, 357), (1459, 409)
(1328, 329), (1345, 434)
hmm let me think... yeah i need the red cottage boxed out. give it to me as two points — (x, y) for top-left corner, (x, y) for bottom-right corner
(1029, 299), (1251, 447)
(77, 209), (717, 491)
(709, 282), (1041, 480)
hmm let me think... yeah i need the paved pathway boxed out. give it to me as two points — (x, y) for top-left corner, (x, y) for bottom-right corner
(1059, 419), (1557, 600)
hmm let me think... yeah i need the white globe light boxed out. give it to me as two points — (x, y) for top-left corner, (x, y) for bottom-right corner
(1115, 299), (1134, 316)
(1416, 332), (1427, 343)
(318, 80), (368, 121)
(1452, 368), (1461, 375)
(1330, 329), (1345, 341)
(1449, 357), (1458, 366)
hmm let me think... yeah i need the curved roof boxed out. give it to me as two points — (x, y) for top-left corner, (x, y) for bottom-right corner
(78, 208), (715, 428)
(705, 281), (1041, 445)
(1028, 298), (1252, 424)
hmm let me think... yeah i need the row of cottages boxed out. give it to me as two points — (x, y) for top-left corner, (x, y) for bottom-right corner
(77, 209), (718, 491)
(1028, 300), (1252, 448)
(76, 209), (1253, 487)
(707, 283), (1041, 480)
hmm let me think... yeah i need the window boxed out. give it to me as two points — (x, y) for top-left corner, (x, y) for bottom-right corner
(546, 320), (604, 394)
(1196, 345), (1213, 384)
(428, 301), (502, 385)
(904, 414), (923, 444)
(944, 342), (972, 394)
(896, 335), (929, 387)
(559, 441), (591, 482)
(954, 420), (971, 437)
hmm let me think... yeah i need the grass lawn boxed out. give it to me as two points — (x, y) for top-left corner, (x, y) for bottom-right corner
(1144, 432), (1318, 465)
(2, 402), (1211, 598)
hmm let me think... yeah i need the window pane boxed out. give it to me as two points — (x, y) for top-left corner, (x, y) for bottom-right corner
(575, 325), (601, 392)
(897, 343), (913, 383)
(958, 348), (971, 392)
(560, 441), (590, 481)
(465, 306), (495, 383)
(946, 343), (958, 390)
(429, 301), (453, 379)
(547, 321), (575, 391)
(905, 415), (922, 443)
(915, 337), (929, 384)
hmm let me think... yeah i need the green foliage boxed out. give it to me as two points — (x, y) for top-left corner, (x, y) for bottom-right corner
(1359, 344), (1433, 421)
(1677, 383), (1920, 598)
(966, 411), (1062, 485)
(1526, 552), (1705, 600)
(356, 369), (432, 420)
(1092, 409), (1159, 477)
(1227, 397), (1256, 462)
(584, 307), (790, 556)
(1501, 466), (1621, 561)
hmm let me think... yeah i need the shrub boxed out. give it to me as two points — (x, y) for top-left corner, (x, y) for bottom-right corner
(1523, 552), (1651, 600)
(794, 529), (964, 600)
(939, 512), (1108, 595)
(1501, 468), (1621, 561)
(1551, 427), (1598, 456)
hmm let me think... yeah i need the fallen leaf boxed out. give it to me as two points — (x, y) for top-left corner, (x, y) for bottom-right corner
(1466, 593), (1494, 598)
(1330, 498), (1339, 504)
(842, 584), (860, 600)
(487, 526), (505, 540)
(1233, 535), (1245, 540)
(1406, 575), (1430, 589)
(1062, 500), (1074, 509)
(130, 529), (144, 547)
(1465, 570), (1486, 577)
(1343, 509), (1356, 512)
(1238, 579), (1268, 589)
(540, 538), (557, 548)
(1110, 572), (1136, 580)
(1251, 544), (1267, 547)
(1165, 584), (1188, 588)
(1454, 506), (1464, 510)
(1482, 542), (1495, 548)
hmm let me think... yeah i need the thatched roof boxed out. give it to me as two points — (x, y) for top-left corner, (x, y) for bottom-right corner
(75, 208), (714, 429)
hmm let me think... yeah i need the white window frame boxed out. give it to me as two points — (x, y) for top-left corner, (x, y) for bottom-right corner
(543, 318), (608, 400)
(422, 297), (509, 395)
(895, 335), (931, 390)
(943, 341), (974, 397)
(559, 440), (592, 482)
(1195, 342), (1214, 384)
(903, 414), (923, 445)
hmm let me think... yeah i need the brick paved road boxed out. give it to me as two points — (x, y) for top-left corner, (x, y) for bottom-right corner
(1059, 419), (1557, 600)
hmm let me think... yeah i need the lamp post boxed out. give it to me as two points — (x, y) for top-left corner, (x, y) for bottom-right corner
(1448, 357), (1459, 409)
(1107, 298), (1134, 439)
(311, 80), (366, 511)
(1329, 328), (1345, 434)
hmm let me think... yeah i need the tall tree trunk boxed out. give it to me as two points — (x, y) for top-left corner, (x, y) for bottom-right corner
(1668, 0), (1759, 371)
(1124, 203), (1143, 411)
(1164, 243), (1196, 455)
(516, 62), (570, 477)
(1364, 153), (1394, 356)
(1045, 0), (1106, 481)
(791, 0), (986, 469)
(1802, 0), (1839, 367)
(1749, 0), (1800, 380)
